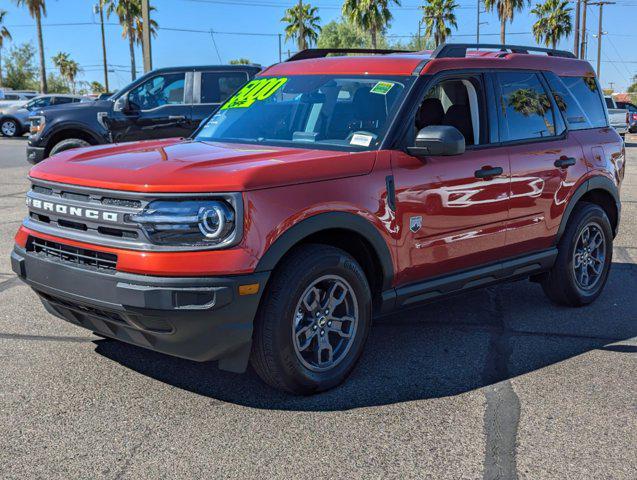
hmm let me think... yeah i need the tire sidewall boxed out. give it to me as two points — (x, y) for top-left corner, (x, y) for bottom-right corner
(269, 248), (371, 393)
(562, 205), (613, 304)
(50, 138), (90, 156)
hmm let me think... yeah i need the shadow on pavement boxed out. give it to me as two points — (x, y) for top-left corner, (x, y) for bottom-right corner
(94, 262), (637, 411)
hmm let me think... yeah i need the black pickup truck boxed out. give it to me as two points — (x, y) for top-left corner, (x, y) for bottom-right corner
(27, 64), (261, 163)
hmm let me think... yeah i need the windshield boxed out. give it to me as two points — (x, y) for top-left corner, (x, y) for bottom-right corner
(195, 75), (414, 150)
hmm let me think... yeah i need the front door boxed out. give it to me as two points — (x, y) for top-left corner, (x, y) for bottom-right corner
(391, 74), (510, 286)
(109, 71), (193, 142)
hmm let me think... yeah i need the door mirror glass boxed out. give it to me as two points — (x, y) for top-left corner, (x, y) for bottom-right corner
(114, 95), (133, 113)
(407, 125), (465, 157)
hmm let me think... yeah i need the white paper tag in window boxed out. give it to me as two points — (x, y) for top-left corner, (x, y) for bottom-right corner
(350, 133), (373, 147)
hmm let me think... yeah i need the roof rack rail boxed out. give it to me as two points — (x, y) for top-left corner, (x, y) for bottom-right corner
(431, 43), (576, 59)
(286, 48), (415, 62)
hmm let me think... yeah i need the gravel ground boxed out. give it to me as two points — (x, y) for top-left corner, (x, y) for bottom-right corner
(0, 135), (635, 479)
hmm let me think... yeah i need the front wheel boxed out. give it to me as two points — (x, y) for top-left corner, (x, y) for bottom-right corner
(251, 244), (372, 394)
(541, 202), (613, 306)
(49, 138), (91, 156)
(0, 119), (20, 137)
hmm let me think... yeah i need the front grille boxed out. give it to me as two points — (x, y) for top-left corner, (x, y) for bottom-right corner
(27, 237), (118, 272)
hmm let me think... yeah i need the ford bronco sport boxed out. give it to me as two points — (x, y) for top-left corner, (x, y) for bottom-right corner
(12, 44), (624, 394)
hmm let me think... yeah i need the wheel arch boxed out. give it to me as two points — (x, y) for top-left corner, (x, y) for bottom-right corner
(557, 176), (621, 242)
(43, 124), (102, 156)
(254, 212), (395, 303)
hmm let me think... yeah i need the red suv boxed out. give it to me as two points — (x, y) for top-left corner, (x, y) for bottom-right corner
(12, 44), (624, 394)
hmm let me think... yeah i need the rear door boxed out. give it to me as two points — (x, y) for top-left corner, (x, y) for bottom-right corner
(191, 70), (252, 130)
(493, 71), (587, 257)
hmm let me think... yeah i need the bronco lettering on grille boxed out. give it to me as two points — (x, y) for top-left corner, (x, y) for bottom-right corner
(26, 197), (119, 222)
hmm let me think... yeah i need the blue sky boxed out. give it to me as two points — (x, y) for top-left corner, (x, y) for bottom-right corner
(2, 0), (636, 92)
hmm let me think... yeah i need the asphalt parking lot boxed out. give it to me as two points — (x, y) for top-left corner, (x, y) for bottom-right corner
(0, 135), (635, 479)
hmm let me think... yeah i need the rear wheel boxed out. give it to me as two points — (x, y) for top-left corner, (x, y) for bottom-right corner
(0, 119), (20, 137)
(49, 138), (91, 156)
(541, 202), (613, 306)
(251, 244), (371, 394)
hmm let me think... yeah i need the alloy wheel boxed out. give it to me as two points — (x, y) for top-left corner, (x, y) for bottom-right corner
(573, 222), (606, 291)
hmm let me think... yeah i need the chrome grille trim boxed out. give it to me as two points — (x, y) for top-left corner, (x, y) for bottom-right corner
(25, 178), (244, 252)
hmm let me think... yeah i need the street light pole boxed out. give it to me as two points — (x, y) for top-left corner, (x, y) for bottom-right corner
(573, 0), (581, 57)
(141, 0), (152, 73)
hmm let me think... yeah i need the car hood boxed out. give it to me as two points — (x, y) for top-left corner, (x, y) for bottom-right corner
(37, 99), (108, 117)
(29, 138), (377, 192)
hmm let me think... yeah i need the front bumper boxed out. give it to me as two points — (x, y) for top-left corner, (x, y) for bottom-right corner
(11, 245), (269, 372)
(26, 145), (46, 164)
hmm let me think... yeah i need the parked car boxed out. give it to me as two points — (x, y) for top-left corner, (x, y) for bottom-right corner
(615, 101), (637, 133)
(12, 44), (624, 394)
(0, 90), (38, 109)
(604, 95), (629, 138)
(0, 94), (87, 137)
(26, 65), (261, 163)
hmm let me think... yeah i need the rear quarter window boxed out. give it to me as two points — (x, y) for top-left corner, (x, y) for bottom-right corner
(559, 76), (607, 129)
(544, 73), (593, 130)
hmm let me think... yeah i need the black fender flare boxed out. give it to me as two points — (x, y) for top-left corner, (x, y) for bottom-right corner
(254, 212), (395, 291)
(556, 175), (621, 241)
(42, 122), (105, 150)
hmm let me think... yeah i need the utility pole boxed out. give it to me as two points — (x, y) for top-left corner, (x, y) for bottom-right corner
(476, 1), (488, 47)
(573, 0), (581, 57)
(278, 33), (282, 63)
(591, 1), (615, 80)
(94, 3), (109, 92)
(141, 0), (153, 73)
(580, 0), (588, 59)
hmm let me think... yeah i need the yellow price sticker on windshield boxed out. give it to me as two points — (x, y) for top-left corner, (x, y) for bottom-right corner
(221, 77), (288, 110)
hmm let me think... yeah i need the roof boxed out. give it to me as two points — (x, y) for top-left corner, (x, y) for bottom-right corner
(261, 48), (596, 78)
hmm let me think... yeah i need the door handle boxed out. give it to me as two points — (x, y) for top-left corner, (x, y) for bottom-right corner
(474, 166), (503, 179)
(554, 157), (576, 168)
(168, 115), (186, 121)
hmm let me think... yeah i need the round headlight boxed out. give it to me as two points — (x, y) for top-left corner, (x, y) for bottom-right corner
(198, 205), (227, 238)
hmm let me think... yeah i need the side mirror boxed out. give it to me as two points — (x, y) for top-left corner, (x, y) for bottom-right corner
(114, 95), (135, 113)
(407, 125), (466, 157)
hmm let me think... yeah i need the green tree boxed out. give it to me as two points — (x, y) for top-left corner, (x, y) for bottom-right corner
(316, 18), (367, 49)
(90, 81), (106, 93)
(52, 52), (80, 93)
(13, 0), (48, 93)
(531, 0), (572, 50)
(0, 10), (12, 87)
(421, 0), (458, 48)
(484, 0), (530, 45)
(46, 72), (70, 93)
(342, 0), (401, 49)
(3, 42), (37, 90)
(102, 0), (146, 81)
(282, 1), (322, 51)
(132, 2), (158, 47)
(229, 58), (252, 65)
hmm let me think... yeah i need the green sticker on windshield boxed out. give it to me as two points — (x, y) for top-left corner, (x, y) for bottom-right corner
(221, 77), (288, 110)
(370, 81), (395, 95)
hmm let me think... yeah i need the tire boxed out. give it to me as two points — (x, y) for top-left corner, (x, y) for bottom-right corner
(49, 138), (91, 156)
(251, 244), (372, 395)
(541, 202), (613, 307)
(0, 118), (20, 137)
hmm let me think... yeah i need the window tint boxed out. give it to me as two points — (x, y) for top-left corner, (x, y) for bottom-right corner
(128, 73), (186, 110)
(604, 97), (614, 109)
(496, 72), (556, 141)
(559, 76), (607, 128)
(5, 94), (19, 100)
(200, 72), (248, 103)
(545, 73), (592, 130)
(53, 97), (75, 105)
(27, 97), (52, 109)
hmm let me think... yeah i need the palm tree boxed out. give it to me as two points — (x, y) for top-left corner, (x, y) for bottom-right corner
(102, 0), (141, 81)
(14, 0), (47, 93)
(282, 1), (321, 51)
(52, 52), (80, 93)
(132, 2), (158, 47)
(507, 87), (554, 134)
(342, 0), (401, 49)
(0, 10), (12, 87)
(531, 0), (572, 50)
(483, 0), (530, 45)
(421, 0), (458, 48)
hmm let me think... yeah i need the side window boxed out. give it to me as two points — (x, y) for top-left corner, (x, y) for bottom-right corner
(200, 72), (249, 104)
(128, 72), (186, 110)
(53, 97), (74, 105)
(544, 72), (592, 130)
(414, 77), (484, 146)
(28, 97), (52, 109)
(496, 72), (556, 141)
(559, 76), (607, 128)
